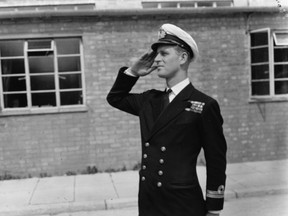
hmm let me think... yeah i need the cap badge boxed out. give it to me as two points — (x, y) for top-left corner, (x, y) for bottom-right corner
(158, 27), (167, 39)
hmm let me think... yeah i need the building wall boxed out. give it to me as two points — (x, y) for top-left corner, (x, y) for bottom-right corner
(0, 11), (287, 177)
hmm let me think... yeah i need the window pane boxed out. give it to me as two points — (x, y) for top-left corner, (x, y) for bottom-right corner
(251, 81), (270, 95)
(142, 2), (158, 8)
(28, 50), (53, 57)
(161, 2), (178, 8)
(273, 32), (288, 45)
(2, 76), (26, 92)
(60, 91), (82, 105)
(1, 59), (25, 75)
(251, 32), (268, 47)
(180, 2), (195, 7)
(275, 81), (288, 94)
(32, 92), (56, 107)
(251, 64), (269, 80)
(0, 40), (24, 57)
(215, 2), (231, 7)
(198, 2), (213, 7)
(28, 40), (52, 50)
(4, 93), (27, 108)
(59, 74), (82, 89)
(274, 65), (288, 78)
(30, 75), (55, 90)
(251, 48), (268, 63)
(58, 56), (81, 72)
(274, 48), (288, 62)
(29, 56), (54, 73)
(56, 38), (80, 54)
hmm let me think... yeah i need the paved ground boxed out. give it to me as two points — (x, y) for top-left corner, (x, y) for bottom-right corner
(53, 194), (288, 216)
(0, 159), (288, 216)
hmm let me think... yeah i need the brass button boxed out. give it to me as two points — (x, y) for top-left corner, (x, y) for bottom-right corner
(158, 170), (163, 176)
(141, 176), (146, 181)
(145, 142), (150, 147)
(143, 154), (147, 158)
(157, 182), (162, 187)
(142, 165), (146, 170)
(159, 159), (164, 164)
(161, 146), (166, 152)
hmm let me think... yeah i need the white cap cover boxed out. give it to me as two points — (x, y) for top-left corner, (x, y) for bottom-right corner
(151, 23), (199, 61)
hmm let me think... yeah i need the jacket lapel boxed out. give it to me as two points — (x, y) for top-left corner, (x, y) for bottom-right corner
(148, 83), (195, 140)
(150, 94), (165, 122)
(140, 91), (164, 141)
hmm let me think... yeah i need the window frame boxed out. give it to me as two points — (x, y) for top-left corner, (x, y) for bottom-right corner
(249, 28), (288, 102)
(0, 34), (87, 116)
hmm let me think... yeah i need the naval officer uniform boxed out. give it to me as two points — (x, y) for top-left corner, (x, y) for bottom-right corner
(107, 23), (227, 216)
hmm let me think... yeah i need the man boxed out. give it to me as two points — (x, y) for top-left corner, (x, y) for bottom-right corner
(107, 24), (227, 216)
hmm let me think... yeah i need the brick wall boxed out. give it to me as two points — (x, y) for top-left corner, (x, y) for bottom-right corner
(0, 11), (287, 177)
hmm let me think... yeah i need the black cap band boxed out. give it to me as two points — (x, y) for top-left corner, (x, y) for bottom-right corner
(151, 34), (194, 58)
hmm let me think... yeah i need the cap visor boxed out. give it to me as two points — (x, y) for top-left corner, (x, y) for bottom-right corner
(151, 41), (177, 51)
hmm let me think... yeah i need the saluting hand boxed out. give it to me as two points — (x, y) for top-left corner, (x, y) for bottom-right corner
(130, 51), (158, 77)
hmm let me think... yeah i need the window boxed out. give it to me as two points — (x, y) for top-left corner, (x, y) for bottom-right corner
(141, 0), (233, 9)
(0, 3), (96, 13)
(250, 29), (288, 99)
(0, 37), (85, 112)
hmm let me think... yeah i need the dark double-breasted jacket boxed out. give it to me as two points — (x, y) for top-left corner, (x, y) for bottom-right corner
(107, 67), (227, 216)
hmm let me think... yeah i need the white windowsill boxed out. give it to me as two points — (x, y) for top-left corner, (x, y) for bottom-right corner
(249, 97), (288, 103)
(0, 105), (88, 117)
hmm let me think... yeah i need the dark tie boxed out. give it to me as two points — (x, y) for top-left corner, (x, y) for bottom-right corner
(162, 88), (172, 110)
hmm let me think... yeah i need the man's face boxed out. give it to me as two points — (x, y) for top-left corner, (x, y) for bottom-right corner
(154, 45), (181, 79)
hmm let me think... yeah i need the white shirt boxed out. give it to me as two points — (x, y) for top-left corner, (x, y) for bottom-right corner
(167, 78), (190, 102)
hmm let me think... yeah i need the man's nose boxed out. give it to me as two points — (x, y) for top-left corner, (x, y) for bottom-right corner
(154, 53), (161, 62)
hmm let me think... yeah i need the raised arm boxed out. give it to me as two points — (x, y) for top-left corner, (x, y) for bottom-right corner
(106, 51), (157, 116)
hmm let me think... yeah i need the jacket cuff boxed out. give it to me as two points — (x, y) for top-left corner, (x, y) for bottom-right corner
(124, 67), (139, 77)
(206, 186), (225, 211)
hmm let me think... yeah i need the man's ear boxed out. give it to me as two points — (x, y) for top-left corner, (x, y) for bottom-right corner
(179, 51), (189, 64)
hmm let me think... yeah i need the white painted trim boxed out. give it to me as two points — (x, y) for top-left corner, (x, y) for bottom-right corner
(79, 38), (86, 106)
(0, 33), (83, 40)
(24, 41), (32, 108)
(0, 50), (3, 110)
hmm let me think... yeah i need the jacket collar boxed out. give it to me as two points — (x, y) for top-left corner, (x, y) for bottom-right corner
(147, 83), (195, 140)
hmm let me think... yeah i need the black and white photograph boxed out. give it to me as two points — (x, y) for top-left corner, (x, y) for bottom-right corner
(0, 0), (287, 216)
